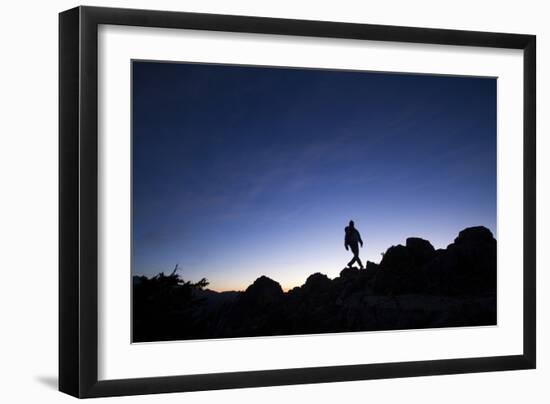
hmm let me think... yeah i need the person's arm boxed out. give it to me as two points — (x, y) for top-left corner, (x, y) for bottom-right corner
(344, 227), (349, 250)
(358, 230), (364, 247)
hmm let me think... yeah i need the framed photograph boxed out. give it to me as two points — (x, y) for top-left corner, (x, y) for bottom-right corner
(59, 6), (536, 398)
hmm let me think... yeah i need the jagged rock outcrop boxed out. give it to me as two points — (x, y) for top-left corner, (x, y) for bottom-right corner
(240, 275), (283, 306)
(425, 226), (496, 295)
(339, 266), (361, 279)
(406, 237), (436, 267)
(375, 237), (435, 294)
(365, 261), (379, 271)
(302, 272), (332, 294)
(133, 226), (497, 342)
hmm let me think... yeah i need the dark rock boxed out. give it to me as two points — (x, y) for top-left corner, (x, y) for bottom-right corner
(454, 226), (495, 246)
(426, 226), (496, 296)
(302, 272), (332, 294)
(376, 239), (434, 294)
(380, 244), (412, 271)
(365, 261), (379, 271)
(241, 275), (283, 306)
(380, 237), (435, 272)
(287, 286), (301, 295)
(406, 237), (436, 267)
(339, 266), (361, 279)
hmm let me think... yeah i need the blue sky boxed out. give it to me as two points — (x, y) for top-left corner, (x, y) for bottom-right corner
(132, 61), (496, 291)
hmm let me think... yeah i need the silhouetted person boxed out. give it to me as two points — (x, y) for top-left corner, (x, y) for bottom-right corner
(345, 220), (364, 269)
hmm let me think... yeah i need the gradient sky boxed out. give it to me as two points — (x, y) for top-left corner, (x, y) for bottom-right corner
(132, 61), (496, 291)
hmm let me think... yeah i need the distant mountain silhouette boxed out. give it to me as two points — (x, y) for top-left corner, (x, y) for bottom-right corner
(133, 226), (496, 342)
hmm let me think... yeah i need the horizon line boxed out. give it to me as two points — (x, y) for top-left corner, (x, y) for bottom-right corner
(133, 224), (496, 294)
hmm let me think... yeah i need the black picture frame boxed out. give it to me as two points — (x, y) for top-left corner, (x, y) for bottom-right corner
(59, 5), (536, 398)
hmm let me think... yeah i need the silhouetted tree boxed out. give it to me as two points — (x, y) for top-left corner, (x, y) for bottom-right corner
(133, 265), (209, 342)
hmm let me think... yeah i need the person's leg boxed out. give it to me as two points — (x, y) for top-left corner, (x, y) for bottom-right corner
(348, 244), (360, 268)
(351, 244), (364, 269)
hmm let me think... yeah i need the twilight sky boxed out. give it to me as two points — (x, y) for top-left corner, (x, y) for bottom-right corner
(132, 61), (496, 291)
